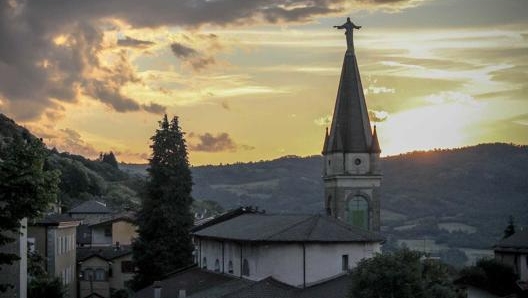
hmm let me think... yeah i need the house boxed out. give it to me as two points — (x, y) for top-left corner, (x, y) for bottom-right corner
(77, 212), (137, 247)
(0, 218), (27, 298)
(77, 245), (134, 298)
(68, 200), (115, 222)
(28, 214), (81, 298)
(494, 229), (528, 282)
(135, 266), (355, 298)
(193, 213), (382, 287)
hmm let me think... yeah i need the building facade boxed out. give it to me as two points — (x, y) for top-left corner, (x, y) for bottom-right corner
(28, 214), (80, 298)
(494, 229), (528, 282)
(77, 246), (134, 298)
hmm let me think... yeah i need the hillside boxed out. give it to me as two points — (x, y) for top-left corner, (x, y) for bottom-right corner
(186, 144), (528, 251)
(0, 113), (142, 212)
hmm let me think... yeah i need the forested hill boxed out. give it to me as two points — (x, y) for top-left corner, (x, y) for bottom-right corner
(0, 113), (143, 211)
(186, 143), (528, 248)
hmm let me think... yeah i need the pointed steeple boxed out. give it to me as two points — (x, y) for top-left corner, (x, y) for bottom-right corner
(324, 19), (372, 154)
(322, 127), (329, 154)
(371, 125), (381, 153)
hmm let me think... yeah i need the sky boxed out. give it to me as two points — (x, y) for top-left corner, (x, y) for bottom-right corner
(1, 0), (527, 165)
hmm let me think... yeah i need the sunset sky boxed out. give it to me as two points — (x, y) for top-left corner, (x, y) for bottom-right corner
(1, 0), (527, 165)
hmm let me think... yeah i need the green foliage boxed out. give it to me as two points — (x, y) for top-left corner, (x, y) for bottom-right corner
(192, 199), (224, 218)
(0, 136), (59, 291)
(437, 248), (468, 269)
(131, 115), (194, 290)
(503, 215), (515, 239)
(101, 151), (119, 169)
(349, 249), (458, 298)
(28, 277), (64, 298)
(459, 258), (517, 296)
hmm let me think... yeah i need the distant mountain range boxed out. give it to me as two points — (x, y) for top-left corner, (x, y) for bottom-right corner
(122, 143), (528, 250)
(2, 113), (527, 251)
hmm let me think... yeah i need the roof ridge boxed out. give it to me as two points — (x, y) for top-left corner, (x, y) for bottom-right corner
(263, 215), (316, 241)
(305, 215), (321, 240)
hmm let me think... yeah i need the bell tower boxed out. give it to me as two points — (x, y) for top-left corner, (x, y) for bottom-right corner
(323, 18), (382, 232)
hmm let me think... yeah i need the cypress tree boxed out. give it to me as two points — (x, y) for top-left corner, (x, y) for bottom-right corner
(131, 115), (194, 290)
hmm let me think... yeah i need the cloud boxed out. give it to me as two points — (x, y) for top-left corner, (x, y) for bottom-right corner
(425, 91), (482, 107)
(49, 128), (100, 158)
(314, 115), (332, 126)
(117, 36), (155, 48)
(189, 132), (254, 152)
(170, 41), (216, 71)
(368, 109), (389, 122)
(0, 0), (425, 121)
(141, 102), (166, 114)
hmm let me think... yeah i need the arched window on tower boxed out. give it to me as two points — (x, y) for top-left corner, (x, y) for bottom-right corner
(347, 196), (368, 229)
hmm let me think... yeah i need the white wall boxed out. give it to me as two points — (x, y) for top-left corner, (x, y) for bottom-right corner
(197, 238), (380, 287)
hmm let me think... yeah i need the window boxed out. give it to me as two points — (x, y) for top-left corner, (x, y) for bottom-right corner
(84, 268), (94, 281)
(28, 237), (36, 253)
(347, 196), (368, 229)
(214, 259), (220, 272)
(202, 257), (207, 269)
(104, 226), (112, 237)
(228, 261), (234, 274)
(242, 259), (250, 276)
(121, 261), (135, 273)
(326, 196), (332, 216)
(95, 268), (106, 281)
(342, 255), (349, 271)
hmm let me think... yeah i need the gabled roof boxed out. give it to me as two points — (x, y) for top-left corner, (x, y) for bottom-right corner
(88, 212), (136, 227)
(323, 49), (372, 154)
(193, 214), (383, 243)
(220, 277), (295, 298)
(77, 245), (132, 262)
(32, 214), (80, 227)
(135, 266), (252, 298)
(68, 200), (114, 214)
(192, 206), (262, 232)
(494, 229), (528, 253)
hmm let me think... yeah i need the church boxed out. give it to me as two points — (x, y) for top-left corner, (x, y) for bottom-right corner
(136, 18), (384, 298)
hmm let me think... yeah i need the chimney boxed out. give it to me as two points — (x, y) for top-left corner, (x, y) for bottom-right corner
(153, 281), (161, 298)
(179, 290), (186, 298)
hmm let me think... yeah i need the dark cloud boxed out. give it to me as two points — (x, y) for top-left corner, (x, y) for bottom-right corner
(0, 0), (423, 120)
(117, 36), (155, 48)
(171, 43), (198, 58)
(170, 42), (216, 71)
(189, 132), (253, 152)
(142, 102), (166, 114)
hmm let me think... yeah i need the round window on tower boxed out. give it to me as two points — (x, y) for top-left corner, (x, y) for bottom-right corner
(354, 158), (361, 165)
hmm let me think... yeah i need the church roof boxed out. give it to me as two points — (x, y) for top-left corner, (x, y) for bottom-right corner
(193, 213), (383, 243)
(323, 32), (373, 154)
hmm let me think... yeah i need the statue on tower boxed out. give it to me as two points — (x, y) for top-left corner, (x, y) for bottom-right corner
(334, 17), (361, 51)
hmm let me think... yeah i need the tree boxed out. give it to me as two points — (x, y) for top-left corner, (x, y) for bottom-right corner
(349, 249), (459, 298)
(27, 249), (64, 298)
(0, 136), (59, 292)
(131, 115), (194, 290)
(503, 215), (515, 239)
(101, 151), (119, 169)
(458, 258), (516, 296)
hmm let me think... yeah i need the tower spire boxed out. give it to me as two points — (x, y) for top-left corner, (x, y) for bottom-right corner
(323, 18), (382, 232)
(324, 18), (371, 154)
